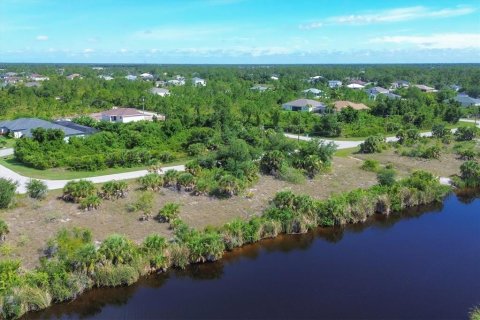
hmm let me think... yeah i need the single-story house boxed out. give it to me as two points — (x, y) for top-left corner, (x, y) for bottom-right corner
(140, 73), (154, 80)
(414, 84), (438, 93)
(349, 79), (367, 86)
(366, 87), (401, 100)
(307, 76), (323, 83)
(98, 75), (114, 81)
(282, 99), (326, 113)
(450, 85), (462, 92)
(66, 73), (82, 80)
(125, 75), (137, 81)
(24, 81), (41, 88)
(270, 75), (279, 81)
(53, 120), (98, 135)
(0, 118), (94, 139)
(328, 80), (342, 88)
(250, 85), (270, 92)
(303, 88), (323, 98)
(391, 80), (410, 89)
(92, 107), (165, 123)
(150, 87), (170, 97)
(29, 74), (49, 81)
(155, 80), (166, 87)
(453, 94), (480, 107)
(167, 79), (185, 86)
(92, 67), (104, 70)
(192, 77), (206, 86)
(333, 101), (369, 112)
(346, 83), (365, 90)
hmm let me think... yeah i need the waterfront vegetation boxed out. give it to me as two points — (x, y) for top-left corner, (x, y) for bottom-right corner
(0, 169), (452, 319)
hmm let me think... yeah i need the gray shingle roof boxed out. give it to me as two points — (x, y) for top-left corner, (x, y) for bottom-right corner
(0, 118), (89, 137)
(283, 99), (325, 108)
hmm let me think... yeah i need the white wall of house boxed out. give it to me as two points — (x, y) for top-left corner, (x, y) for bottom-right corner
(101, 115), (146, 123)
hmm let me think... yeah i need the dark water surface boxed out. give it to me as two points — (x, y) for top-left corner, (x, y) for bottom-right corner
(31, 193), (480, 319)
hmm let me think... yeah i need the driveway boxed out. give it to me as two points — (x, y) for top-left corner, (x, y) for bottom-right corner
(0, 146), (184, 193)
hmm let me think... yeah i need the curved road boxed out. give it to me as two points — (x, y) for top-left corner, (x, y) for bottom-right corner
(0, 119), (477, 193)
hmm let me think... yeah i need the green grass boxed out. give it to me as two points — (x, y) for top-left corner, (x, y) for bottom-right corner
(0, 138), (16, 148)
(334, 147), (358, 157)
(0, 156), (189, 180)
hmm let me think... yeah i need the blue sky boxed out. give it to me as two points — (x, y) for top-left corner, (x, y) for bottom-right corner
(1, 0), (479, 63)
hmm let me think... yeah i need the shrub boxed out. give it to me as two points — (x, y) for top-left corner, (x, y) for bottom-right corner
(361, 159), (380, 172)
(359, 135), (386, 153)
(458, 160), (480, 188)
(377, 168), (397, 186)
(79, 195), (102, 211)
(138, 173), (163, 191)
(470, 306), (480, 320)
(168, 243), (190, 269)
(455, 126), (478, 141)
(421, 145), (441, 159)
(260, 150), (285, 175)
(176, 172), (196, 191)
(187, 143), (207, 156)
(457, 148), (477, 160)
(163, 169), (179, 188)
(396, 129), (420, 145)
(98, 234), (138, 266)
(0, 178), (17, 209)
(0, 220), (9, 242)
(127, 192), (154, 218)
(158, 151), (175, 163)
(62, 180), (96, 203)
(432, 123), (449, 138)
(93, 264), (139, 287)
(216, 174), (242, 197)
(142, 234), (168, 270)
(157, 203), (181, 223)
(101, 180), (128, 199)
(26, 179), (48, 200)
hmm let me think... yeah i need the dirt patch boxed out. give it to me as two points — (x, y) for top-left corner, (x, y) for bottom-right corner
(0, 156), (410, 269)
(354, 150), (464, 178)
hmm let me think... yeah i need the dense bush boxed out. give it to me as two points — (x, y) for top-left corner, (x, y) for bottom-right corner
(26, 179), (48, 200)
(377, 168), (397, 186)
(79, 195), (102, 211)
(0, 179), (17, 209)
(62, 180), (96, 203)
(456, 160), (480, 188)
(359, 135), (386, 153)
(455, 126), (478, 141)
(138, 173), (163, 191)
(156, 203), (180, 223)
(361, 159), (380, 172)
(100, 180), (128, 199)
(0, 219), (9, 242)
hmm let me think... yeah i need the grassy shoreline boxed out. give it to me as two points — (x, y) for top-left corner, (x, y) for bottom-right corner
(0, 171), (452, 319)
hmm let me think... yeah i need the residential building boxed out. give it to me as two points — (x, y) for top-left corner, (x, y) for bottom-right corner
(92, 67), (104, 70)
(349, 79), (367, 86)
(414, 84), (438, 93)
(365, 86), (401, 100)
(29, 73), (49, 81)
(150, 87), (170, 97)
(125, 75), (137, 81)
(0, 118), (94, 139)
(92, 107), (165, 123)
(155, 80), (166, 87)
(307, 76), (323, 83)
(250, 85), (270, 92)
(282, 99), (326, 113)
(167, 79), (185, 86)
(346, 83), (365, 90)
(192, 77), (206, 86)
(450, 84), (462, 92)
(98, 75), (114, 81)
(24, 81), (41, 88)
(453, 94), (480, 107)
(66, 73), (82, 80)
(140, 73), (154, 80)
(302, 88), (323, 98)
(270, 75), (279, 81)
(333, 101), (369, 112)
(328, 80), (342, 88)
(391, 80), (410, 89)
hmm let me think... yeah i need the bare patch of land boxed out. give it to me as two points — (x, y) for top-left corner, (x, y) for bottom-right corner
(0, 154), (458, 269)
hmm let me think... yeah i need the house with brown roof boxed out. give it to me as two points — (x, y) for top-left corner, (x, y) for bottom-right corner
(414, 84), (438, 93)
(333, 101), (369, 112)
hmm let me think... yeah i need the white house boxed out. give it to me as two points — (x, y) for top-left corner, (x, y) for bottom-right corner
(66, 73), (82, 80)
(150, 87), (170, 97)
(98, 75), (114, 81)
(303, 88), (323, 98)
(328, 80), (342, 88)
(29, 74), (49, 81)
(167, 79), (185, 86)
(250, 85), (270, 92)
(346, 83), (365, 90)
(270, 75), (279, 81)
(308, 76), (323, 83)
(125, 75), (137, 81)
(140, 73), (154, 80)
(391, 80), (410, 89)
(282, 99), (326, 113)
(192, 77), (206, 86)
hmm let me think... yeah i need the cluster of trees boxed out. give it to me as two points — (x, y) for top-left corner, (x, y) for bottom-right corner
(0, 169), (452, 319)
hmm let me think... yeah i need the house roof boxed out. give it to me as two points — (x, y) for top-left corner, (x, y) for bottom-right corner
(303, 88), (322, 94)
(101, 107), (145, 117)
(192, 77), (205, 81)
(349, 79), (367, 86)
(0, 118), (89, 137)
(414, 84), (437, 91)
(328, 80), (342, 83)
(54, 120), (98, 135)
(454, 94), (480, 106)
(333, 101), (369, 111)
(368, 86), (389, 94)
(150, 88), (170, 94)
(283, 99), (325, 108)
(346, 83), (365, 89)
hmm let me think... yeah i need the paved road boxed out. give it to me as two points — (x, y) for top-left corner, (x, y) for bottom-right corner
(460, 118), (480, 127)
(0, 146), (184, 193)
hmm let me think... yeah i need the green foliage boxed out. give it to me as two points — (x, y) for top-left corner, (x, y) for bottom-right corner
(26, 179), (48, 200)
(79, 195), (102, 211)
(62, 180), (96, 203)
(142, 234), (168, 269)
(359, 135), (386, 153)
(0, 220), (9, 241)
(157, 203), (181, 223)
(138, 173), (163, 191)
(377, 168), (397, 186)
(361, 159), (380, 172)
(260, 150), (285, 175)
(277, 166), (306, 184)
(432, 123), (449, 138)
(470, 306), (480, 320)
(455, 126), (478, 141)
(93, 264), (139, 287)
(176, 172), (196, 191)
(458, 160), (480, 188)
(127, 192), (154, 216)
(100, 180), (128, 199)
(98, 234), (138, 266)
(396, 128), (420, 145)
(0, 178), (17, 209)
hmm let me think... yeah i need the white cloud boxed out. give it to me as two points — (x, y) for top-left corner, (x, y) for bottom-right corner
(36, 35), (48, 41)
(301, 5), (475, 29)
(119, 48), (128, 53)
(132, 25), (232, 41)
(370, 33), (480, 49)
(83, 48), (94, 53)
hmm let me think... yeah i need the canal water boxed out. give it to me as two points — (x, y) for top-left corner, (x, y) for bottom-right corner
(31, 193), (480, 319)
